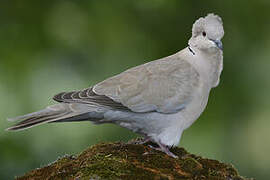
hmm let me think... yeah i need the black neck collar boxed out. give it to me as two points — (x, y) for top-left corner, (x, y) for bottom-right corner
(188, 46), (195, 55)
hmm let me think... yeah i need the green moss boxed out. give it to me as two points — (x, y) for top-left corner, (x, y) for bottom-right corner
(16, 140), (253, 180)
(181, 157), (203, 173)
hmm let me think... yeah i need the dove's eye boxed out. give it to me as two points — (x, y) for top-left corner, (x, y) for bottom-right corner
(202, 31), (206, 37)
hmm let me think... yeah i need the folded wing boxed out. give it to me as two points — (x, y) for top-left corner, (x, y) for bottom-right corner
(93, 54), (200, 114)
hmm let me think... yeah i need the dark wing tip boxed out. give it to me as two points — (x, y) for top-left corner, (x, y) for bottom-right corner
(53, 92), (66, 102)
(53, 91), (79, 103)
(53, 88), (131, 111)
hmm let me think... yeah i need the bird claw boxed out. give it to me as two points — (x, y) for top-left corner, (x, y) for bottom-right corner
(148, 144), (178, 158)
(130, 137), (178, 158)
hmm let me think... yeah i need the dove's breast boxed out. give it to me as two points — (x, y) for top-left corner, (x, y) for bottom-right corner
(180, 80), (211, 130)
(169, 48), (211, 130)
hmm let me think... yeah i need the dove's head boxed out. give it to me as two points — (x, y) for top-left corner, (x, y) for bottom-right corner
(189, 14), (224, 53)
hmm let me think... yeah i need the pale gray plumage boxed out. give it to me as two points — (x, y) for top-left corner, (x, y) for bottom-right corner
(93, 55), (199, 114)
(7, 13), (224, 158)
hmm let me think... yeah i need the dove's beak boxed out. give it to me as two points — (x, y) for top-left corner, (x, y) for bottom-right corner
(212, 39), (223, 50)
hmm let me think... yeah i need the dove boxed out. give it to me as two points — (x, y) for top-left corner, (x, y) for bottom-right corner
(7, 13), (224, 158)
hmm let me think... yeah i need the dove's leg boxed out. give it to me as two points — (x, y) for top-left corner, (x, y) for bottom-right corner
(149, 141), (178, 158)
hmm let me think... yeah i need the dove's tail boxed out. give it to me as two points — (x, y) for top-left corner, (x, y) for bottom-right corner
(6, 103), (104, 131)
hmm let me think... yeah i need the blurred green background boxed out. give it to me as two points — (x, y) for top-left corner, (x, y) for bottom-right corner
(0, 0), (269, 179)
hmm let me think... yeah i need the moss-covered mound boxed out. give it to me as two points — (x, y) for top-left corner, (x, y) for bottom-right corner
(16, 140), (252, 180)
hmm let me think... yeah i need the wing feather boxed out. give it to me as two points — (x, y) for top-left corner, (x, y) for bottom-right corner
(53, 88), (130, 111)
(93, 53), (200, 113)
(54, 53), (199, 114)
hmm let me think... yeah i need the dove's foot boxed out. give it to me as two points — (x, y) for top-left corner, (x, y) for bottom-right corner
(149, 141), (178, 158)
(129, 137), (178, 158)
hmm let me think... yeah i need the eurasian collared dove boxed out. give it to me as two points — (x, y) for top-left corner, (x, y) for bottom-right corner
(7, 13), (224, 158)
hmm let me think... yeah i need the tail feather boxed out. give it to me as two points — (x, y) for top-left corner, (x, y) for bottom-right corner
(6, 103), (104, 131)
(7, 109), (58, 122)
(50, 112), (103, 123)
(7, 116), (60, 131)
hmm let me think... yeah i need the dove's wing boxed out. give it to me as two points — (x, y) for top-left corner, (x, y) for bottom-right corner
(92, 53), (200, 114)
(53, 53), (199, 114)
(53, 88), (130, 111)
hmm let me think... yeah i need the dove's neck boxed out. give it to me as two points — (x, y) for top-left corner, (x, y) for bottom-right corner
(201, 49), (223, 88)
(183, 46), (223, 88)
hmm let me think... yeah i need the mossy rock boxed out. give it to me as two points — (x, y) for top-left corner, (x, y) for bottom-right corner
(16, 140), (253, 180)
